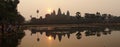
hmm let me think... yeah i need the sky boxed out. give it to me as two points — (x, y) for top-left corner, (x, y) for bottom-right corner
(18, 0), (120, 20)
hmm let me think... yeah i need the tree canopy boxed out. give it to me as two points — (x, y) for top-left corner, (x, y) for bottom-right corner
(0, 0), (25, 24)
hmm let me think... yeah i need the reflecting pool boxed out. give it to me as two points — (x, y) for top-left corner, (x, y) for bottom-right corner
(17, 27), (120, 47)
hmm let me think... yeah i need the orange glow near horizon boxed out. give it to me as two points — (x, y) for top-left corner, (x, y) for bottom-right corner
(47, 8), (52, 13)
(48, 36), (52, 40)
(18, 0), (120, 20)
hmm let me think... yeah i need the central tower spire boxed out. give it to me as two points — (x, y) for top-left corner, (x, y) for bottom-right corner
(57, 8), (62, 16)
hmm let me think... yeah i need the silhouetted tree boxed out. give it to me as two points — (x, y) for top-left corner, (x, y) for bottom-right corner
(96, 12), (101, 16)
(45, 14), (51, 18)
(0, 0), (25, 24)
(76, 12), (81, 18)
(75, 12), (81, 23)
(36, 10), (39, 13)
(36, 10), (39, 17)
(39, 16), (42, 20)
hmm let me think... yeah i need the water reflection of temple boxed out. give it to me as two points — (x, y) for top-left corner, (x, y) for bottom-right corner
(31, 28), (77, 42)
(45, 31), (76, 42)
(30, 27), (114, 42)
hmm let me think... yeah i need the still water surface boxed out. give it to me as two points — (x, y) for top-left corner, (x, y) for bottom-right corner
(17, 27), (120, 47)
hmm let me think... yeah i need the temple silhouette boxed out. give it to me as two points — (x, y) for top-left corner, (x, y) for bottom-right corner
(29, 8), (120, 25)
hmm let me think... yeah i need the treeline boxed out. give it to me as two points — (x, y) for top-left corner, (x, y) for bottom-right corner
(0, 0), (25, 24)
(29, 8), (120, 24)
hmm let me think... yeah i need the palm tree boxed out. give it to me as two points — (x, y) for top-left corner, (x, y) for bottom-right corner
(36, 9), (39, 17)
(76, 12), (81, 24)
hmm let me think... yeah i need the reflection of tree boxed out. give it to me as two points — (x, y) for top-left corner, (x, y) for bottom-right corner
(0, 29), (25, 47)
(85, 27), (112, 37)
(76, 31), (82, 39)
